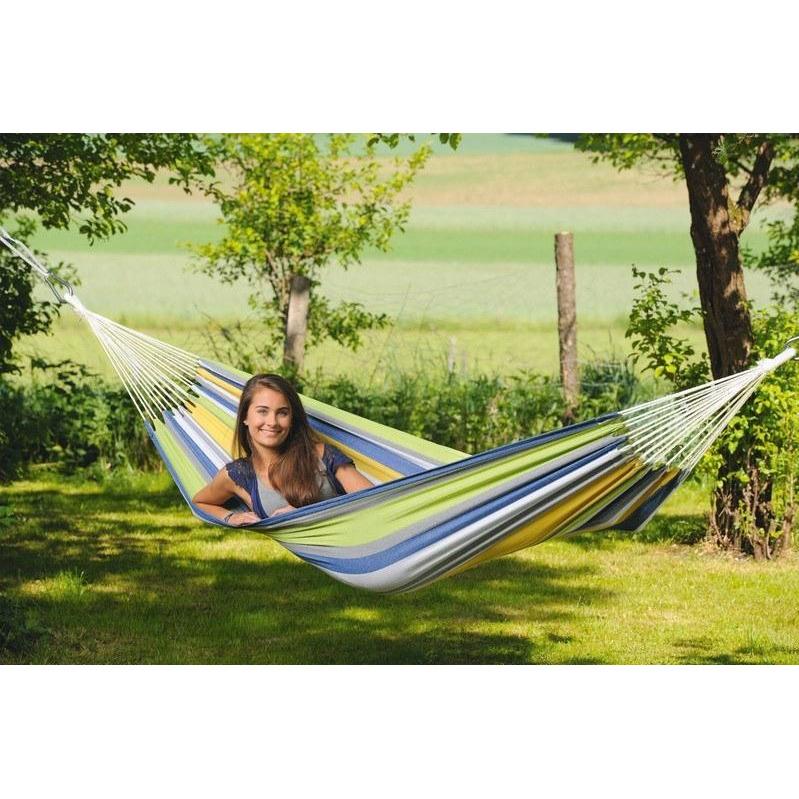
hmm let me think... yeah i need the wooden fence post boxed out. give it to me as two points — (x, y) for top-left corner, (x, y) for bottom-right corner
(555, 231), (579, 421)
(283, 274), (311, 372)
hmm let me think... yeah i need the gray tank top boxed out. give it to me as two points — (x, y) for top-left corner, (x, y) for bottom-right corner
(256, 459), (339, 515)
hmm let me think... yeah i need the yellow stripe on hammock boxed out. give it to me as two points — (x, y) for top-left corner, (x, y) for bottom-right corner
(447, 459), (641, 577)
(185, 402), (236, 456)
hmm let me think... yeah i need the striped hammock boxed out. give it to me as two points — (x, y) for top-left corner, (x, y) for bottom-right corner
(3, 229), (796, 593)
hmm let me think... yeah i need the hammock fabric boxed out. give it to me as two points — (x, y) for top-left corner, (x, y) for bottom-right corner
(2, 229), (796, 593)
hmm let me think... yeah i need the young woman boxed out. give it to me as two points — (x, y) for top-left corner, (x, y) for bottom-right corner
(193, 373), (373, 525)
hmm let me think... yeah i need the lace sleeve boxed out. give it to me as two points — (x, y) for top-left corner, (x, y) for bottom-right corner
(323, 444), (354, 474)
(225, 458), (253, 490)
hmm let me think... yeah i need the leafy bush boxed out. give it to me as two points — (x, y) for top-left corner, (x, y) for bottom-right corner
(0, 359), (159, 481)
(578, 354), (656, 419)
(625, 266), (709, 390)
(306, 361), (644, 455)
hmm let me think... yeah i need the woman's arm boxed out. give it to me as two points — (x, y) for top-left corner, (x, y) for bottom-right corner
(193, 468), (260, 526)
(335, 463), (374, 493)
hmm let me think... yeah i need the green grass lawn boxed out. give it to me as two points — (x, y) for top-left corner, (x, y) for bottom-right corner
(2, 469), (798, 664)
(28, 206), (776, 327)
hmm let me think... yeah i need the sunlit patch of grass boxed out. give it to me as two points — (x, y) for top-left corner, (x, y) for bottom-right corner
(174, 535), (274, 563)
(27, 569), (90, 602)
(18, 315), (708, 384)
(338, 607), (382, 623)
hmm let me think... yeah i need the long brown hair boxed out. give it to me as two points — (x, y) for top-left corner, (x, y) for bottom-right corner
(232, 373), (321, 507)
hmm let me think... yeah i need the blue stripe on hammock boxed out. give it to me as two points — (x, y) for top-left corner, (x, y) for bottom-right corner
(199, 360), (247, 389)
(570, 466), (663, 530)
(612, 470), (685, 531)
(309, 417), (424, 476)
(195, 379), (239, 414)
(164, 410), (219, 480)
(290, 440), (624, 574)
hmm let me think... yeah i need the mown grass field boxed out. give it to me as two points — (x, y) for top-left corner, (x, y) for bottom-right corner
(2, 470), (799, 665)
(20, 134), (782, 378)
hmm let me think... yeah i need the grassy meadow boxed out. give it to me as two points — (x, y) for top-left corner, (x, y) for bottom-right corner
(4, 134), (799, 665)
(21, 134), (782, 378)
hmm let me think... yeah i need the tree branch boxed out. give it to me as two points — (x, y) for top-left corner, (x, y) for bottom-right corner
(736, 140), (775, 227)
(727, 157), (752, 176)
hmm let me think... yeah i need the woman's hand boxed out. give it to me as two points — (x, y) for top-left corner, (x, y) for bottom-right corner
(226, 511), (261, 526)
(270, 505), (296, 517)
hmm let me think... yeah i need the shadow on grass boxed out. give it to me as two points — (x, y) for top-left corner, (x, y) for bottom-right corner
(672, 635), (799, 665)
(0, 478), (613, 665)
(563, 513), (708, 551)
(9, 476), (190, 513)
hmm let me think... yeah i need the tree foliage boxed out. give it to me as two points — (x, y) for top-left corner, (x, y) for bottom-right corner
(625, 266), (709, 391)
(0, 133), (214, 373)
(0, 133), (213, 240)
(190, 133), (431, 367)
(578, 134), (799, 245)
(742, 138), (799, 306)
(367, 132), (462, 151)
(0, 217), (75, 375)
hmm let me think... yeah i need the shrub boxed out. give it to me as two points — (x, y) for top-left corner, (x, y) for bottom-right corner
(623, 265), (799, 557)
(697, 307), (799, 556)
(307, 361), (644, 455)
(0, 359), (159, 481)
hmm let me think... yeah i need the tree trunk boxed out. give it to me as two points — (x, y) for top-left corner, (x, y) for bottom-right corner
(283, 274), (310, 372)
(677, 135), (764, 553)
(678, 135), (753, 379)
(554, 231), (579, 423)
(775, 504), (795, 556)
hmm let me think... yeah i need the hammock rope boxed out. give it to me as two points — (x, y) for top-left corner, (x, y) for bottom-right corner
(2, 227), (796, 593)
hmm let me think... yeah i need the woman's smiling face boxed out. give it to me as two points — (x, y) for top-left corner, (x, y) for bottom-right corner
(245, 387), (292, 450)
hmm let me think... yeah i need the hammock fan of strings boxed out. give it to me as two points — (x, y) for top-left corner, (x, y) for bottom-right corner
(3, 229), (796, 594)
